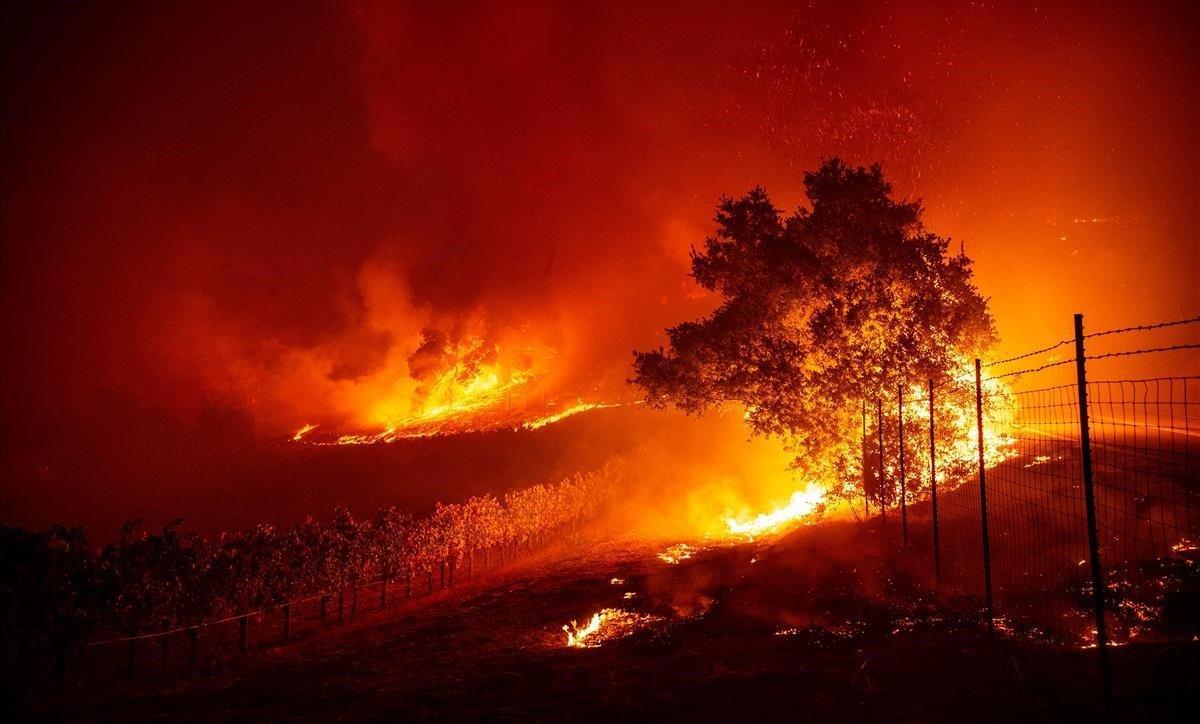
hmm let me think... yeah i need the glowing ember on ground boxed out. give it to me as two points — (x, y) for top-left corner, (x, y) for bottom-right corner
(992, 617), (1015, 637)
(725, 484), (826, 538)
(1080, 639), (1128, 650)
(562, 608), (660, 648)
(1171, 537), (1197, 554)
(657, 543), (695, 564)
(774, 623), (866, 643)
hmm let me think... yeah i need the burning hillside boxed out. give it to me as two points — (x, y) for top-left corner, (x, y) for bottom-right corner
(282, 327), (622, 444)
(295, 399), (620, 445)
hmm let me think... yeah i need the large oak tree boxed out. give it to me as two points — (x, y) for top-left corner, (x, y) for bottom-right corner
(633, 159), (995, 495)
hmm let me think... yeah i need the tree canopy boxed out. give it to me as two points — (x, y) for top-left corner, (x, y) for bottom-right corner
(632, 159), (995, 488)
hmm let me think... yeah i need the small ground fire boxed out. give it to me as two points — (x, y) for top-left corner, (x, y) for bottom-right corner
(563, 608), (662, 649)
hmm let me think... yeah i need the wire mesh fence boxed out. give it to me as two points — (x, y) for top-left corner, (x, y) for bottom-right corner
(978, 382), (1093, 637)
(864, 313), (1199, 720)
(1089, 378), (1197, 561)
(1088, 377), (1200, 642)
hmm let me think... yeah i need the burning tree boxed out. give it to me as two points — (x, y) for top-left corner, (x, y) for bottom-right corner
(633, 159), (995, 499)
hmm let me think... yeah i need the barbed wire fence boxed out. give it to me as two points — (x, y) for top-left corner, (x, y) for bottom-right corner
(863, 314), (1200, 723)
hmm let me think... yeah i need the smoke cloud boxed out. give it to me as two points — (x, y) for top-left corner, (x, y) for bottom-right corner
(3, 1), (1196, 531)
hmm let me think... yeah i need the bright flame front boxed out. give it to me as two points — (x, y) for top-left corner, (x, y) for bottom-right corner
(725, 484), (826, 538)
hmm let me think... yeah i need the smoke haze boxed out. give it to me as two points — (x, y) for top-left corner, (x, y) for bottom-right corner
(3, 0), (1197, 533)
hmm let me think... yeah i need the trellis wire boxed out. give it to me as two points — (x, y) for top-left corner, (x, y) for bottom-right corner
(69, 530), (574, 686)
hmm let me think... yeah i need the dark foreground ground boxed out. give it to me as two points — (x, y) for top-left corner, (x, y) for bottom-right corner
(32, 521), (1200, 722)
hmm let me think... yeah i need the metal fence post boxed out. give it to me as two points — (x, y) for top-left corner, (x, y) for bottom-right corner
(877, 398), (886, 523)
(929, 378), (940, 583)
(974, 358), (994, 637)
(1073, 313), (1115, 723)
(864, 398), (873, 518)
(898, 383), (908, 546)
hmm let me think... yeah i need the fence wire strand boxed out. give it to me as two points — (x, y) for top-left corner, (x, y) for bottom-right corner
(1086, 343), (1200, 362)
(895, 317), (1198, 649)
(1083, 316), (1200, 340)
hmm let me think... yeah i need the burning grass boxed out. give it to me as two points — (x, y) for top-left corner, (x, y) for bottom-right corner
(283, 332), (622, 444)
(724, 484), (826, 538)
(656, 543), (697, 564)
(562, 608), (663, 648)
(295, 397), (619, 444)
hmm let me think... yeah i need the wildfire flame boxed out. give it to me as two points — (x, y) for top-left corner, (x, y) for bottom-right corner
(284, 333), (626, 444)
(292, 423), (318, 441)
(288, 335), (619, 443)
(866, 370), (1018, 502)
(724, 484), (826, 538)
(320, 397), (615, 444)
(562, 608), (661, 648)
(564, 610), (610, 647)
(522, 401), (619, 431)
